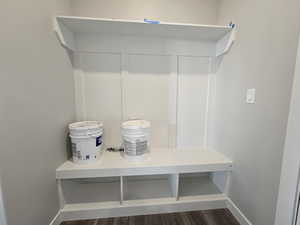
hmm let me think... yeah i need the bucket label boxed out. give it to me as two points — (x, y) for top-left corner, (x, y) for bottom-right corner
(72, 143), (82, 160)
(124, 140), (147, 156)
(96, 136), (102, 147)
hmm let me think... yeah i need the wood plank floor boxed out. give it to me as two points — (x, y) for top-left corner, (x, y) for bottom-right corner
(61, 209), (240, 225)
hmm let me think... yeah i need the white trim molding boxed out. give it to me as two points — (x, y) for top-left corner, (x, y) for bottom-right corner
(49, 210), (62, 225)
(226, 198), (253, 225)
(50, 198), (254, 225)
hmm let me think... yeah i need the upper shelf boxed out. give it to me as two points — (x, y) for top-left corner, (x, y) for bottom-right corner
(54, 16), (236, 56)
(56, 148), (233, 179)
(56, 16), (232, 40)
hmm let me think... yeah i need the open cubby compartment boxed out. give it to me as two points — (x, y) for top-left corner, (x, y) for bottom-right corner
(178, 172), (230, 200)
(61, 177), (121, 204)
(121, 174), (179, 202)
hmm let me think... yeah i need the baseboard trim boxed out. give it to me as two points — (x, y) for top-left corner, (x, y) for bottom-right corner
(49, 210), (62, 225)
(226, 198), (253, 225)
(50, 198), (252, 225)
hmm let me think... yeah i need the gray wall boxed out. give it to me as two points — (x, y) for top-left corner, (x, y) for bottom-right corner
(210, 0), (300, 224)
(70, 0), (218, 24)
(275, 36), (300, 225)
(0, 1), (75, 225)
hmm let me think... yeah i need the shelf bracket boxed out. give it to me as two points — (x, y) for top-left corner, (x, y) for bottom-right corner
(53, 17), (75, 51)
(216, 27), (236, 57)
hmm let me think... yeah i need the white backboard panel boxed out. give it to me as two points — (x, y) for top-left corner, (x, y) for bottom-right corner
(177, 56), (210, 149)
(80, 53), (122, 147)
(123, 54), (177, 148)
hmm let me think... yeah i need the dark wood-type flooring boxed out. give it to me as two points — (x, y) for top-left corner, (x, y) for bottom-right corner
(61, 209), (240, 225)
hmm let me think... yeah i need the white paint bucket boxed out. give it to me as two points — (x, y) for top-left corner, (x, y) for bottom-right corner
(121, 120), (151, 160)
(69, 121), (103, 164)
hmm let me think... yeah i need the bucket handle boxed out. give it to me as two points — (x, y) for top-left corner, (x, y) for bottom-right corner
(87, 130), (102, 138)
(88, 133), (101, 138)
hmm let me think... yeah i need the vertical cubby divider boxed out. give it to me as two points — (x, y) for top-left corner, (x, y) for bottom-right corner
(168, 174), (179, 200)
(120, 176), (124, 205)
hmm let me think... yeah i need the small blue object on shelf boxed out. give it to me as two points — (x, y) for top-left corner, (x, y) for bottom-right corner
(229, 22), (236, 28)
(144, 19), (160, 24)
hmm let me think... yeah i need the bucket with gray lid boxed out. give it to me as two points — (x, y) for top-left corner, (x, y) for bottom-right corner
(121, 120), (151, 160)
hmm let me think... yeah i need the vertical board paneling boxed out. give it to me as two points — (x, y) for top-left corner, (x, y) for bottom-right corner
(80, 53), (122, 147)
(177, 56), (210, 149)
(76, 53), (211, 150)
(123, 54), (176, 148)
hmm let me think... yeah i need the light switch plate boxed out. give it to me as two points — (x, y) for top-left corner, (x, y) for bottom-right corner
(246, 88), (256, 104)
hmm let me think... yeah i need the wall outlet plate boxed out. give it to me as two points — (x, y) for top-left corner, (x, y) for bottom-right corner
(246, 88), (256, 104)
